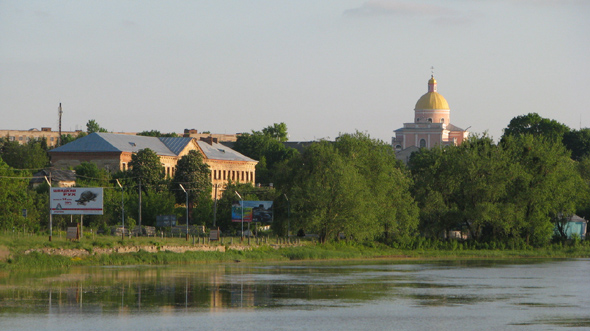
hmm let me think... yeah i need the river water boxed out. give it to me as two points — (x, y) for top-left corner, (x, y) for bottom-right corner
(0, 259), (589, 330)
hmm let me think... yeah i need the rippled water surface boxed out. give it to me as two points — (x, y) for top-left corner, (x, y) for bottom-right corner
(1, 259), (589, 330)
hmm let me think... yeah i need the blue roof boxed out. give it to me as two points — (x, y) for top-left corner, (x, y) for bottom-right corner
(50, 133), (257, 163)
(159, 137), (193, 155)
(197, 141), (256, 162)
(51, 133), (175, 156)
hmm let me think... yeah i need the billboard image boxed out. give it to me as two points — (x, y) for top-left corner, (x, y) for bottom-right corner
(50, 187), (104, 215)
(232, 201), (273, 223)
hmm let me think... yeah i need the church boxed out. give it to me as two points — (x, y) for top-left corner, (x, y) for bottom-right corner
(392, 75), (469, 162)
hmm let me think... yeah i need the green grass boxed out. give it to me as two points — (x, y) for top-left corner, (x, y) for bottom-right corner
(1, 232), (590, 270)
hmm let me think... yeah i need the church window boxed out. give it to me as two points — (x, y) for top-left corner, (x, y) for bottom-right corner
(440, 118), (445, 123)
(427, 118), (432, 123)
(420, 139), (426, 148)
(395, 145), (402, 151)
(416, 118), (420, 123)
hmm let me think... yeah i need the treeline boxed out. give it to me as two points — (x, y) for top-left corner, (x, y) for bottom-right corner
(0, 114), (589, 247)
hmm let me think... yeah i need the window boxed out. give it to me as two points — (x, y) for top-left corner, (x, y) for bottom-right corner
(440, 118), (445, 123)
(416, 118), (420, 123)
(427, 118), (432, 123)
(395, 144), (402, 151)
(420, 139), (426, 148)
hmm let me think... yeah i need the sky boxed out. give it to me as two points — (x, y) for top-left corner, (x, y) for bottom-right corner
(1, 0), (589, 143)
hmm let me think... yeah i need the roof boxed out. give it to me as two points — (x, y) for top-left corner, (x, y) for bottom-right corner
(197, 140), (256, 162)
(50, 133), (257, 162)
(30, 167), (77, 185)
(159, 137), (193, 155)
(50, 133), (176, 156)
(415, 92), (450, 110)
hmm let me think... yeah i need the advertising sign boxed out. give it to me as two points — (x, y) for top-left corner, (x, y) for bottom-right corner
(232, 201), (273, 223)
(50, 187), (104, 215)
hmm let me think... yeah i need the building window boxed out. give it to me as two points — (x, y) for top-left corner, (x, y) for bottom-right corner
(416, 118), (420, 123)
(420, 139), (426, 148)
(9, 136), (15, 141)
(440, 118), (445, 123)
(427, 118), (432, 123)
(395, 145), (402, 151)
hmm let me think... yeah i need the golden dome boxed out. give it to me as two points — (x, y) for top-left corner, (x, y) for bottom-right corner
(415, 92), (449, 110)
(414, 75), (449, 110)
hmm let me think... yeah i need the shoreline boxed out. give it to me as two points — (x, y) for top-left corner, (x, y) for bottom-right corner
(2, 240), (589, 270)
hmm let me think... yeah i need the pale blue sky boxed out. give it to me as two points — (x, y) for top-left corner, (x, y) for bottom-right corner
(1, 0), (588, 142)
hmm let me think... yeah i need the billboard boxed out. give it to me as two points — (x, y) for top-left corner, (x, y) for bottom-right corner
(50, 187), (104, 215)
(232, 201), (273, 223)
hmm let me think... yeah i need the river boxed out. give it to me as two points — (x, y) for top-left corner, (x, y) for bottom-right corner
(0, 259), (589, 330)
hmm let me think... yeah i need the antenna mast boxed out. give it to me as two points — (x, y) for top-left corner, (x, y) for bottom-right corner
(58, 103), (63, 146)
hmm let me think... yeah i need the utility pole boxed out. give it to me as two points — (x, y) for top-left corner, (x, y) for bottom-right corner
(58, 103), (63, 146)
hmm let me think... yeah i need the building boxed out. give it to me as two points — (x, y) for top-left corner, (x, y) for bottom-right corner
(392, 75), (469, 162)
(48, 133), (257, 198)
(29, 168), (77, 188)
(0, 128), (84, 147)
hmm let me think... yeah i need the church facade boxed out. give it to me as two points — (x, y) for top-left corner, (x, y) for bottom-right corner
(392, 75), (469, 162)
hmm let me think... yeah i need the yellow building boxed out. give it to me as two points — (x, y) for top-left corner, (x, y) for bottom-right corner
(48, 133), (257, 198)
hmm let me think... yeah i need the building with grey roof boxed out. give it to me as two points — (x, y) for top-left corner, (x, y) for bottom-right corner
(49, 133), (257, 198)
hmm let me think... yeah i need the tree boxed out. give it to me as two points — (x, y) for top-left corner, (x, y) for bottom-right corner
(86, 119), (108, 134)
(171, 150), (212, 224)
(334, 132), (419, 243)
(287, 141), (376, 243)
(74, 162), (111, 187)
(261, 122), (289, 142)
(60, 132), (87, 145)
(502, 113), (570, 143)
(502, 134), (584, 246)
(128, 148), (165, 191)
(137, 130), (178, 137)
(0, 159), (39, 232)
(1, 139), (49, 169)
(563, 128), (590, 161)
(233, 123), (298, 185)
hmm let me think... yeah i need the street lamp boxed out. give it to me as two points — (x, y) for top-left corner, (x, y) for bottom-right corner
(235, 191), (244, 239)
(179, 184), (189, 241)
(116, 179), (125, 240)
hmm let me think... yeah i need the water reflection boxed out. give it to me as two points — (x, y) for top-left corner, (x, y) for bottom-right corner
(1, 259), (590, 330)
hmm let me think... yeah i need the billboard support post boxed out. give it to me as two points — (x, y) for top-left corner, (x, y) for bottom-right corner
(235, 191), (243, 239)
(44, 176), (52, 242)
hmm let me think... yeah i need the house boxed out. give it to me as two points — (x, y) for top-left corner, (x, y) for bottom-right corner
(29, 168), (77, 188)
(48, 133), (257, 198)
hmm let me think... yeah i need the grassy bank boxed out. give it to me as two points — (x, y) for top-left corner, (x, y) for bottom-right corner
(1, 233), (590, 270)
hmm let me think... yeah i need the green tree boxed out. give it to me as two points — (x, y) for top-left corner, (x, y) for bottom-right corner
(563, 128), (590, 161)
(233, 123), (298, 185)
(502, 134), (584, 246)
(74, 162), (111, 187)
(1, 139), (49, 169)
(128, 148), (165, 191)
(287, 141), (375, 243)
(86, 119), (108, 134)
(171, 150), (212, 224)
(137, 130), (179, 137)
(60, 132), (87, 145)
(261, 122), (289, 142)
(502, 113), (570, 143)
(334, 132), (419, 243)
(0, 159), (39, 232)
